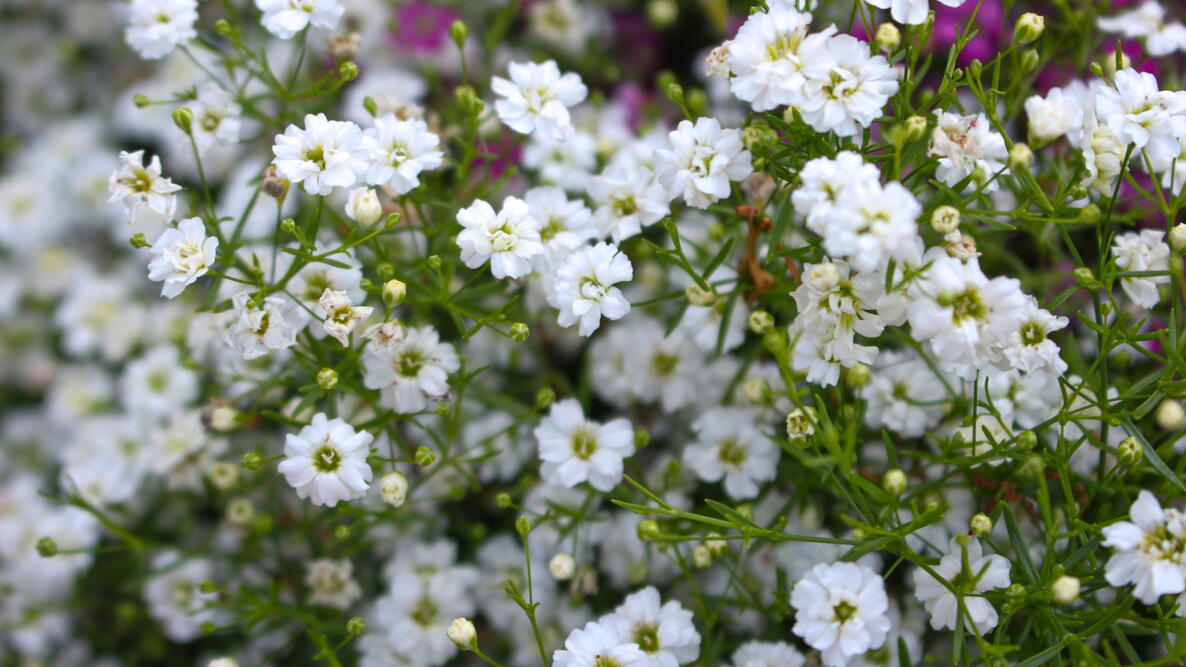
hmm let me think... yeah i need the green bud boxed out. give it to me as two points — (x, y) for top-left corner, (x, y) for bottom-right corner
(358, 278), (374, 292)
(376, 263), (395, 282)
(665, 82), (685, 107)
(1009, 143), (1034, 171)
(1078, 203), (1102, 224)
(346, 617), (366, 635)
(970, 513), (993, 536)
(875, 22), (901, 52)
(882, 469), (907, 497)
(1072, 267), (1100, 289)
(1117, 436), (1142, 465)
(1017, 454), (1045, 480)
(455, 85), (484, 115)
(1016, 430), (1037, 450)
(634, 429), (651, 449)
(337, 61), (359, 81)
(509, 322), (530, 342)
(316, 368), (338, 390)
(213, 19), (233, 35)
(1014, 12), (1045, 45)
(36, 537), (57, 557)
(280, 218), (298, 236)
(684, 283), (715, 306)
(334, 524), (351, 540)
(426, 254), (442, 270)
(449, 20), (468, 48)
(134, 94), (151, 108)
(931, 205), (961, 233)
(761, 329), (787, 355)
(686, 88), (707, 118)
(241, 452), (264, 471)
(1169, 223), (1186, 253)
(904, 115), (928, 141)
(1019, 49), (1040, 74)
(414, 446), (436, 467)
(363, 96), (378, 118)
(172, 106), (193, 135)
(382, 279), (406, 307)
(434, 401), (450, 417)
(968, 60), (983, 80)
(748, 310), (774, 334)
(535, 387), (556, 410)
(199, 581), (218, 594)
(515, 515), (532, 539)
(742, 121), (779, 153)
(494, 492), (513, 508)
(636, 519), (661, 541)
(846, 363), (872, 388)
(129, 233), (151, 249)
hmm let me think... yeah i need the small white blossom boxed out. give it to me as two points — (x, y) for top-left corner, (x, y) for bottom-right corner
(147, 217), (218, 299)
(305, 558), (362, 609)
(604, 586), (701, 666)
(553, 619), (647, 667)
(930, 111), (1009, 193)
(683, 407), (778, 500)
(456, 197), (544, 279)
(492, 60), (588, 140)
(912, 536), (1011, 633)
(107, 150), (182, 222)
(791, 562), (892, 667)
(362, 325), (460, 414)
(125, 0), (197, 59)
(726, 5), (824, 111)
(319, 289), (373, 346)
(525, 186), (597, 272)
(1096, 68), (1186, 166)
(224, 291), (307, 360)
(278, 413), (374, 507)
(865, 0), (967, 25)
(548, 242), (633, 336)
(362, 114), (443, 195)
(589, 165), (670, 243)
(1103, 490), (1186, 604)
(1113, 229), (1171, 308)
(535, 398), (634, 492)
(655, 117), (752, 209)
(186, 83), (242, 153)
(256, 0), (344, 39)
(272, 113), (368, 196)
(799, 34), (900, 137)
(1099, 3), (1186, 58)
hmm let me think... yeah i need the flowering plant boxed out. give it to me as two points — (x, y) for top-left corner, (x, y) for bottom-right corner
(6, 0), (1186, 665)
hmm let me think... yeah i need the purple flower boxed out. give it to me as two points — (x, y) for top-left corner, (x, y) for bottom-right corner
(389, 1), (460, 58)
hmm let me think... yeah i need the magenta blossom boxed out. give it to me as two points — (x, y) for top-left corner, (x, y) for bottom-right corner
(389, 1), (460, 58)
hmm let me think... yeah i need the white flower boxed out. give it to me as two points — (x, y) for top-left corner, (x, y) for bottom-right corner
(1103, 490), (1186, 604)
(362, 325), (460, 414)
(726, 5), (824, 111)
(524, 131), (598, 192)
(319, 289), (373, 346)
(492, 60), (588, 140)
(654, 117), (752, 209)
(604, 586), (701, 666)
(120, 345), (198, 417)
(683, 407), (778, 500)
(456, 197), (544, 279)
(996, 297), (1068, 375)
(729, 641), (806, 667)
(589, 165), (670, 243)
(535, 398), (635, 492)
(862, 349), (948, 438)
(821, 180), (921, 273)
(548, 242), (633, 336)
(790, 562), (892, 667)
(107, 150), (182, 222)
(865, 0), (966, 25)
(272, 113), (367, 196)
(1113, 229), (1171, 308)
(1025, 84), (1088, 144)
(799, 34), (899, 137)
(143, 552), (223, 642)
(147, 217), (218, 299)
(256, 0), (344, 39)
(305, 558), (362, 609)
(186, 83), (242, 153)
(1096, 68), (1186, 166)
(912, 536), (1011, 633)
(1099, 3), (1186, 57)
(792, 151), (881, 234)
(345, 187), (383, 226)
(125, 0), (197, 59)
(553, 619), (648, 667)
(278, 413), (374, 507)
(525, 186), (598, 271)
(929, 111), (1009, 193)
(224, 291), (307, 360)
(362, 114), (444, 195)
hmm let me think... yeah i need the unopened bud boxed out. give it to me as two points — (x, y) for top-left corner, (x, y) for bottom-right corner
(665, 82), (684, 107)
(1170, 223), (1186, 253)
(134, 94), (151, 108)
(447, 617), (476, 650)
(414, 446), (436, 467)
(172, 106), (193, 135)
(1051, 575), (1080, 604)
(1155, 398), (1186, 430)
(685, 283), (716, 306)
(970, 513), (993, 537)
(317, 368), (338, 390)
(346, 616), (365, 635)
(515, 515), (532, 539)
(455, 85), (484, 115)
(882, 469), (907, 497)
(1014, 13), (1045, 45)
(208, 461), (239, 490)
(494, 492), (513, 508)
(535, 387), (556, 409)
(1009, 143), (1034, 171)
(875, 22), (901, 52)
(449, 20), (468, 48)
(382, 279), (406, 307)
(743, 377), (772, 404)
(637, 519), (662, 541)
(748, 309), (774, 334)
(345, 187), (382, 226)
(804, 261), (840, 292)
(931, 205), (961, 234)
(214, 19), (233, 35)
(379, 471), (409, 507)
(426, 254), (442, 270)
(208, 658), (239, 667)
(36, 537), (57, 557)
(1117, 436), (1142, 465)
(692, 544), (712, 568)
(334, 524), (351, 540)
(1016, 430), (1038, 450)
(129, 233), (150, 249)
(634, 428), (650, 449)
(509, 322), (530, 342)
(1019, 49), (1040, 74)
(785, 406), (817, 442)
(904, 115), (928, 141)
(549, 553), (576, 581)
(210, 406), (240, 431)
(241, 452), (265, 471)
(846, 363), (872, 388)
(337, 61), (359, 81)
(228, 498), (254, 526)
(1073, 267), (1099, 289)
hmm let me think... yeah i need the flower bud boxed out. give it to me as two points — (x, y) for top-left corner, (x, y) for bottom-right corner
(449, 20), (468, 48)
(316, 368), (338, 390)
(414, 446), (436, 467)
(748, 309), (774, 334)
(970, 513), (993, 537)
(426, 254), (442, 270)
(549, 553), (576, 581)
(1170, 223), (1186, 253)
(882, 468), (907, 497)
(363, 95), (378, 118)
(685, 283), (716, 306)
(931, 205), (961, 234)
(337, 61), (359, 81)
(494, 492), (513, 508)
(706, 533), (727, 556)
(1117, 436), (1142, 465)
(785, 406), (817, 443)
(228, 498), (254, 526)
(1155, 398), (1186, 430)
(875, 22), (901, 52)
(1009, 143), (1034, 171)
(1051, 575), (1080, 604)
(261, 165), (289, 202)
(1017, 454), (1045, 480)
(129, 232), (151, 249)
(379, 471), (409, 507)
(846, 363), (871, 388)
(742, 121), (779, 154)
(692, 545), (712, 568)
(172, 106), (193, 136)
(382, 279), (407, 307)
(904, 115), (928, 141)
(214, 18), (233, 35)
(665, 81), (685, 107)
(208, 461), (239, 490)
(1014, 13), (1045, 45)
(241, 452), (265, 471)
(455, 85), (484, 115)
(509, 322), (530, 342)
(1072, 267), (1100, 289)
(743, 377), (772, 404)
(804, 261), (839, 292)
(134, 94), (151, 108)
(637, 519), (662, 541)
(334, 524), (351, 540)
(210, 406), (240, 431)
(647, 0), (678, 27)
(1019, 49), (1040, 74)
(346, 616), (365, 635)
(535, 387), (556, 409)
(447, 617), (477, 650)
(515, 515), (532, 539)
(36, 536), (57, 557)
(345, 187), (382, 226)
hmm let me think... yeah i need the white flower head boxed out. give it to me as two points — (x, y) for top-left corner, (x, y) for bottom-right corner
(548, 242), (633, 336)
(272, 113), (367, 196)
(997, 298), (1068, 375)
(1098, 3), (1186, 57)
(1103, 490), (1186, 604)
(125, 0), (197, 59)
(305, 558), (362, 609)
(186, 83), (242, 153)
(456, 196), (544, 279)
(790, 561), (892, 667)
(107, 150), (182, 222)
(224, 291), (307, 360)
(1096, 68), (1186, 166)
(319, 289), (373, 346)
(604, 586), (701, 666)
(912, 536), (1011, 633)
(589, 165), (670, 243)
(552, 619), (647, 667)
(799, 34), (900, 137)
(655, 117), (753, 209)
(524, 186), (598, 272)
(363, 114), (444, 195)
(1113, 229), (1171, 309)
(256, 0), (345, 39)
(362, 325), (460, 414)
(726, 5), (825, 111)
(535, 398), (635, 492)
(865, 0), (967, 25)
(683, 407), (778, 500)
(929, 111), (1009, 193)
(278, 413), (374, 507)
(492, 60), (588, 140)
(147, 217), (218, 299)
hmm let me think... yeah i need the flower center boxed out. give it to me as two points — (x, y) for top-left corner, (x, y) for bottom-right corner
(1019, 321), (1046, 346)
(593, 657), (624, 667)
(411, 596), (438, 626)
(571, 427), (598, 460)
(303, 145), (327, 170)
(394, 349), (425, 377)
(832, 599), (857, 623)
(717, 438), (748, 466)
(611, 195), (638, 217)
(652, 352), (678, 377)
(633, 622), (660, 654)
(939, 288), (986, 323)
(313, 445), (342, 473)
